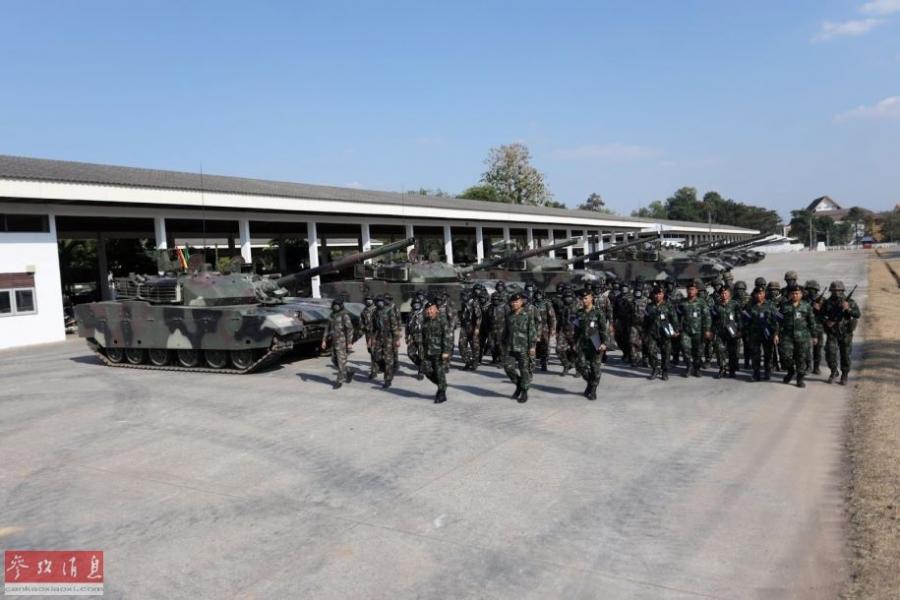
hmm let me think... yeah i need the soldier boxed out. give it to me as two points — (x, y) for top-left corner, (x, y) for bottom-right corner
(532, 289), (556, 371)
(767, 280), (784, 371)
(732, 281), (751, 368)
(420, 301), (453, 403)
(371, 295), (402, 388)
(677, 278), (711, 378)
(437, 292), (458, 367)
(666, 277), (685, 367)
(575, 289), (609, 400)
(476, 285), (491, 362)
(643, 286), (679, 380)
(383, 294), (401, 375)
(722, 271), (735, 293)
(458, 288), (483, 371)
(556, 291), (578, 376)
(710, 286), (741, 379)
(493, 280), (509, 304)
(774, 285), (817, 388)
(630, 285), (651, 368)
(782, 270), (799, 295)
(360, 295), (377, 376)
(487, 293), (508, 364)
(405, 298), (426, 380)
(503, 292), (537, 403)
(321, 298), (355, 389)
(804, 280), (825, 374)
(820, 280), (861, 385)
(743, 285), (778, 381)
(613, 283), (633, 364)
(700, 284), (715, 367)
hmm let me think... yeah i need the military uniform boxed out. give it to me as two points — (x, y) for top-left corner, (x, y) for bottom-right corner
(677, 286), (710, 377)
(421, 309), (453, 402)
(371, 301), (402, 387)
(406, 302), (426, 379)
(575, 299), (609, 400)
(556, 294), (579, 375)
(504, 295), (536, 402)
(487, 296), (508, 364)
(360, 298), (377, 376)
(323, 304), (354, 388)
(384, 296), (402, 374)
(533, 292), (557, 371)
(821, 281), (860, 384)
(643, 294), (679, 379)
(767, 282), (785, 371)
(743, 292), (778, 380)
(804, 281), (825, 374)
(630, 290), (651, 367)
(458, 293), (483, 370)
(666, 280), (685, 366)
(777, 292), (817, 387)
(711, 296), (742, 378)
(612, 285), (633, 363)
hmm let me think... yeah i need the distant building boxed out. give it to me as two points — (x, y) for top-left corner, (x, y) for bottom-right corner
(805, 196), (870, 242)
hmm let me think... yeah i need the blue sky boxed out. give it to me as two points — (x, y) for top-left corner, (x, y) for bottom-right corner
(1, 1), (898, 218)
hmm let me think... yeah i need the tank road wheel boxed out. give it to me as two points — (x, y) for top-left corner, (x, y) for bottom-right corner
(230, 349), (255, 370)
(176, 349), (200, 368)
(148, 349), (169, 366)
(125, 348), (145, 364)
(106, 347), (125, 363)
(204, 350), (228, 369)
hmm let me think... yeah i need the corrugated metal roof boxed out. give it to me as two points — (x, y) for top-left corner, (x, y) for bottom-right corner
(0, 154), (753, 232)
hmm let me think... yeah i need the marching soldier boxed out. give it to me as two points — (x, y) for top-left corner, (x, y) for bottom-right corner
(555, 291), (578, 376)
(321, 298), (354, 389)
(677, 278), (711, 378)
(767, 280), (784, 370)
(503, 292), (536, 403)
(371, 296), (402, 388)
(575, 289), (609, 400)
(804, 280), (825, 374)
(458, 288), (483, 371)
(701, 284), (715, 367)
(532, 289), (556, 372)
(643, 286), (679, 380)
(774, 285), (817, 388)
(733, 281), (751, 369)
(361, 295), (377, 374)
(613, 283), (633, 364)
(820, 280), (861, 385)
(630, 285), (651, 368)
(406, 298), (426, 380)
(383, 294), (401, 375)
(711, 286), (742, 379)
(487, 293), (508, 364)
(666, 277), (685, 367)
(420, 301), (453, 403)
(743, 285), (778, 381)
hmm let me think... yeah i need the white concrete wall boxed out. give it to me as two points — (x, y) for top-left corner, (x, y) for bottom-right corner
(0, 224), (65, 350)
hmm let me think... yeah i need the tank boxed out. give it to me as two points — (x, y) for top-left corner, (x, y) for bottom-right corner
(74, 237), (414, 373)
(469, 235), (652, 291)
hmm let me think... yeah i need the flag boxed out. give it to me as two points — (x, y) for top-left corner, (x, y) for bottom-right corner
(175, 247), (188, 269)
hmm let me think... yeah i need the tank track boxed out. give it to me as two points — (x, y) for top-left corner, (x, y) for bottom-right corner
(85, 339), (292, 374)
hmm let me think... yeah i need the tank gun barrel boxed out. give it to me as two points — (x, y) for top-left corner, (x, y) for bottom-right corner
(713, 237), (775, 255)
(459, 236), (582, 273)
(274, 236), (414, 287)
(564, 234), (658, 266)
(695, 233), (770, 255)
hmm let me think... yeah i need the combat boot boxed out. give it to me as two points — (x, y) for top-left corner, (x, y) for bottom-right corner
(540, 360), (548, 372)
(517, 389), (528, 403)
(827, 370), (838, 384)
(435, 390), (447, 404)
(840, 372), (849, 385)
(648, 368), (659, 381)
(583, 382), (591, 398)
(715, 368), (724, 380)
(682, 367), (690, 378)
(382, 379), (392, 389)
(763, 369), (771, 381)
(512, 385), (522, 400)
(812, 361), (821, 375)
(661, 370), (669, 381)
(752, 370), (761, 381)
(333, 380), (343, 389)
(368, 370), (377, 380)
(345, 371), (353, 383)
(782, 369), (794, 384)
(692, 366), (702, 378)
(416, 371), (425, 381)
(796, 375), (806, 388)
(588, 384), (598, 401)
(560, 365), (570, 377)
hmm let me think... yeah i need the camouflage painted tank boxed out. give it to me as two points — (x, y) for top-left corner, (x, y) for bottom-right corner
(74, 237), (414, 373)
(470, 235), (653, 292)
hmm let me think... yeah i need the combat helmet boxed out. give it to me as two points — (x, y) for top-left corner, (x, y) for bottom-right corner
(804, 280), (820, 290)
(829, 280), (845, 292)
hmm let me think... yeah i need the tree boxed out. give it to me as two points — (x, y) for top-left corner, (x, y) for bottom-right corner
(631, 187), (782, 233)
(415, 187), (449, 197)
(846, 206), (866, 244)
(458, 185), (502, 203)
(545, 200), (568, 209)
(578, 192), (614, 214)
(479, 143), (553, 206)
(631, 200), (667, 219)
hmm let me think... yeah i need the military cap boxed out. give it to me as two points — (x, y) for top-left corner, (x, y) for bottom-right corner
(786, 284), (802, 294)
(495, 281), (506, 289)
(508, 292), (524, 302)
(579, 288), (593, 297)
(650, 285), (665, 295)
(804, 280), (820, 290)
(752, 285), (766, 295)
(784, 271), (798, 281)
(331, 298), (344, 308)
(754, 277), (767, 287)
(767, 280), (780, 289)
(688, 278), (702, 289)
(829, 280), (845, 291)
(734, 280), (747, 289)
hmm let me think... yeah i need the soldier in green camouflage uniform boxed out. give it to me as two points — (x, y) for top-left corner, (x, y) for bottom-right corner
(643, 286), (679, 380)
(361, 296), (377, 374)
(677, 278), (711, 377)
(487, 293), (508, 364)
(743, 285), (778, 381)
(775, 285), (817, 388)
(458, 289), (483, 371)
(710, 286), (742, 378)
(532, 289), (556, 372)
(820, 280), (861, 385)
(504, 293), (537, 403)
(665, 277), (686, 367)
(612, 283), (633, 364)
(371, 296), (402, 388)
(803, 280), (825, 374)
(321, 298), (354, 388)
(384, 294), (401, 375)
(556, 291), (579, 376)
(421, 302), (453, 403)
(702, 285), (715, 367)
(733, 281), (751, 368)
(630, 286), (651, 368)
(406, 298), (426, 380)
(575, 289), (609, 400)
(523, 286), (542, 374)
(767, 280), (785, 371)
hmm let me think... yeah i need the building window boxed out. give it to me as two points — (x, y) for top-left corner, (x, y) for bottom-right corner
(0, 214), (50, 233)
(0, 287), (37, 316)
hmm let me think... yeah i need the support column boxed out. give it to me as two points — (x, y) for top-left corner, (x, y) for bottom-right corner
(526, 227), (534, 249)
(598, 231), (605, 251)
(475, 225), (484, 262)
(443, 224), (453, 265)
(583, 232), (590, 256)
(566, 228), (574, 270)
(360, 222), (372, 263)
(405, 223), (415, 258)
(97, 233), (110, 300)
(307, 221), (320, 298)
(239, 218), (252, 263)
(154, 216), (168, 250)
(503, 226), (511, 244)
